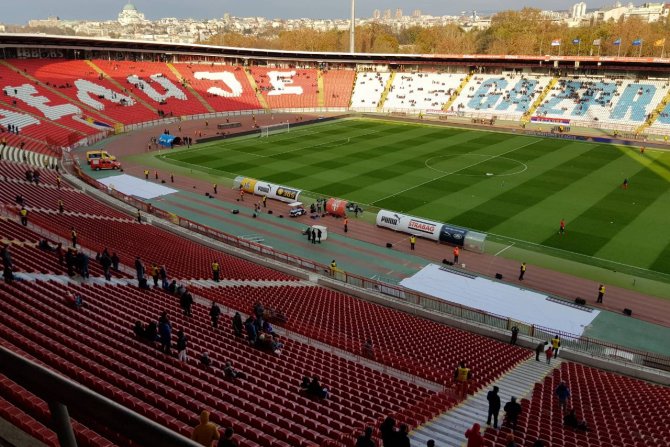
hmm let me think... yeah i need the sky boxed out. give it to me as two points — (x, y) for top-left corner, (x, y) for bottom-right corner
(3, 0), (610, 24)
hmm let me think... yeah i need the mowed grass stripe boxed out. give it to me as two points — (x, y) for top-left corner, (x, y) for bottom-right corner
(447, 143), (626, 235)
(541, 150), (670, 257)
(369, 135), (542, 210)
(490, 144), (646, 244)
(596, 183), (670, 268)
(410, 140), (597, 235)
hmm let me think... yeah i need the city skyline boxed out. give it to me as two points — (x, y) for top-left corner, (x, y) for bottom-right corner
(2, 0), (612, 24)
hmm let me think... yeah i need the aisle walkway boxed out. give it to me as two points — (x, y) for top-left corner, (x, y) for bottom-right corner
(410, 357), (562, 447)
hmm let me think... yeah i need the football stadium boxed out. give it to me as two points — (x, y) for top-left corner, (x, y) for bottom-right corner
(1, 10), (670, 447)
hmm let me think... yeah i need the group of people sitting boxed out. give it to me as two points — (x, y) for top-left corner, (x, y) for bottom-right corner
(300, 376), (329, 399)
(232, 302), (284, 356)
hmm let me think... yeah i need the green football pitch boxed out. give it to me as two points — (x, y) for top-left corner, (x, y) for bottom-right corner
(161, 118), (670, 279)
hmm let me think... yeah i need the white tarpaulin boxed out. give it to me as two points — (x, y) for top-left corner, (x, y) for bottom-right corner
(98, 174), (177, 199)
(400, 264), (599, 336)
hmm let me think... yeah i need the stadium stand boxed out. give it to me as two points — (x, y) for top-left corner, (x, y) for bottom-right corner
(250, 67), (319, 109)
(383, 72), (467, 112)
(453, 73), (554, 118)
(192, 285), (531, 386)
(536, 77), (670, 128)
(91, 60), (211, 117)
(322, 69), (356, 108)
(350, 71), (390, 110)
(8, 59), (159, 125)
(483, 361), (670, 446)
(171, 63), (261, 112)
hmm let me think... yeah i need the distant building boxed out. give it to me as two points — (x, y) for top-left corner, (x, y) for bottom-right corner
(395, 8), (403, 19)
(118, 2), (147, 26)
(372, 9), (381, 20)
(571, 2), (587, 18)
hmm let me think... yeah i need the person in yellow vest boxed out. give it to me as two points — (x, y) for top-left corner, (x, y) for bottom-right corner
(144, 169), (149, 180)
(19, 206), (28, 226)
(58, 200), (64, 214)
(151, 264), (160, 288)
(519, 262), (527, 281)
(191, 410), (220, 446)
(597, 284), (605, 303)
(410, 235), (416, 251)
(213, 183), (217, 194)
(551, 335), (561, 357)
(454, 361), (472, 400)
(212, 261), (220, 282)
(329, 259), (338, 276)
(453, 246), (460, 265)
(262, 195), (267, 208)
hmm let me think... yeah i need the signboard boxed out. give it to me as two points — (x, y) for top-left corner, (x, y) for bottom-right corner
(234, 176), (301, 203)
(376, 210), (442, 241)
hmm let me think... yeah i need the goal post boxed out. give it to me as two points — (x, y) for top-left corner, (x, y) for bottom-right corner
(260, 122), (290, 138)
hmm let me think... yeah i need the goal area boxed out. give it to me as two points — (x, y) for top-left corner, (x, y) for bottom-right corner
(260, 122), (290, 137)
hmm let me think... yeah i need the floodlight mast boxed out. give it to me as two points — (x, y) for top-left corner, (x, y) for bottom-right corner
(349, 0), (356, 53)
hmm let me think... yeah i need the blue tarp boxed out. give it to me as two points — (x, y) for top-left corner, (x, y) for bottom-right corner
(158, 134), (177, 147)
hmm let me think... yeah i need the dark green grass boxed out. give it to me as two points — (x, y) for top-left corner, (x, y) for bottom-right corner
(162, 119), (670, 277)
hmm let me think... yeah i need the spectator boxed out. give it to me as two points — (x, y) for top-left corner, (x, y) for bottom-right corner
(464, 422), (483, 447)
(191, 410), (220, 447)
(200, 352), (212, 368)
(510, 325), (519, 345)
(564, 408), (588, 431)
(244, 316), (257, 344)
(545, 345), (554, 364)
(133, 321), (144, 339)
(1, 245), (12, 270)
(223, 361), (246, 380)
(307, 375), (328, 399)
(180, 290), (193, 317)
(111, 252), (120, 271)
(212, 261), (220, 282)
(504, 397), (522, 430)
(535, 341), (547, 361)
(454, 361), (472, 400)
(217, 427), (238, 447)
(395, 424), (410, 447)
(19, 206), (28, 226)
(67, 293), (83, 309)
(355, 426), (375, 447)
(486, 386), (501, 428)
(158, 313), (172, 355)
(380, 416), (396, 447)
(176, 330), (188, 362)
(426, 441), (435, 447)
(159, 265), (168, 289)
(144, 321), (159, 343)
(505, 434), (518, 447)
(551, 335), (561, 357)
(151, 264), (159, 287)
(362, 338), (375, 359)
(210, 302), (221, 329)
(555, 381), (570, 410)
(135, 256), (145, 285)
(100, 251), (112, 281)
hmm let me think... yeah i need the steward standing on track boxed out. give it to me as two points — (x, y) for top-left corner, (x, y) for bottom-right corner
(410, 235), (416, 251)
(597, 284), (605, 303)
(344, 217), (349, 233)
(144, 169), (149, 180)
(453, 246), (460, 265)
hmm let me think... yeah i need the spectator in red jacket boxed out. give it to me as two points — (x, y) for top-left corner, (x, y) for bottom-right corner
(465, 422), (484, 447)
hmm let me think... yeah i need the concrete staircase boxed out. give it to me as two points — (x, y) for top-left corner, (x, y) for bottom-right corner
(635, 88), (670, 134)
(442, 73), (473, 112)
(522, 76), (559, 123)
(410, 357), (562, 447)
(244, 68), (269, 110)
(376, 72), (396, 111)
(165, 62), (216, 114)
(317, 70), (325, 107)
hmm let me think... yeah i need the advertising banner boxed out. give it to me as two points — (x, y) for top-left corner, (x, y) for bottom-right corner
(326, 198), (348, 217)
(233, 176), (301, 203)
(376, 210), (442, 241)
(439, 225), (468, 247)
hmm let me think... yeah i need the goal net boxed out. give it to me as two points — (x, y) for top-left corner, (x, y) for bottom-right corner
(260, 122), (290, 138)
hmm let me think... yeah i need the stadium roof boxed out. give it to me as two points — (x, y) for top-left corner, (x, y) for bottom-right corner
(0, 33), (669, 71)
